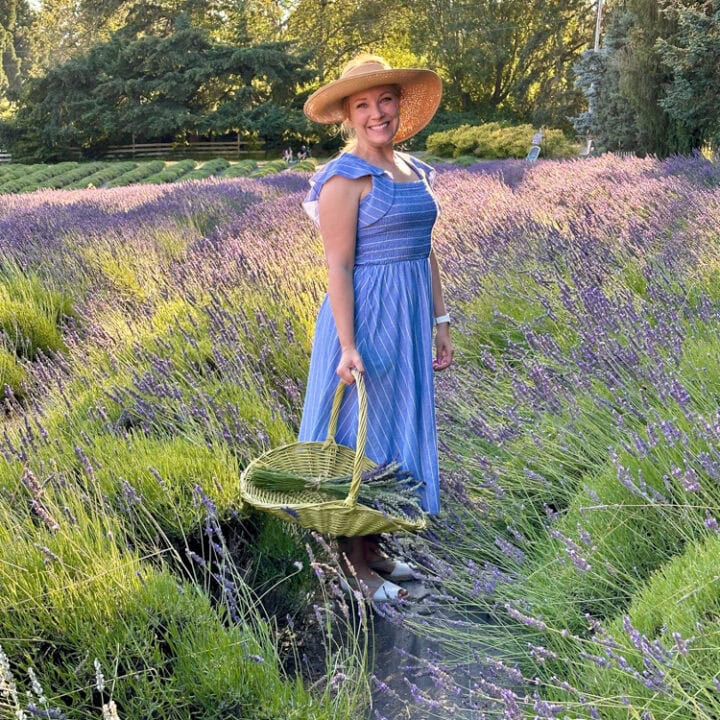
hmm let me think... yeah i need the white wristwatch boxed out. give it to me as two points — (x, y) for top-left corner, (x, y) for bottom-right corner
(434, 313), (451, 325)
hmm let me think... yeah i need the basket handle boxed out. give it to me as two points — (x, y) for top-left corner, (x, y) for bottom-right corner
(324, 369), (367, 509)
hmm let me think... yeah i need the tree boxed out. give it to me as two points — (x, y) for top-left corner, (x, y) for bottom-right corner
(573, 7), (643, 152)
(0, 0), (33, 100)
(202, 41), (313, 140)
(403, 0), (592, 127)
(29, 0), (115, 74)
(615, 0), (691, 155)
(658, 0), (720, 150)
(573, 0), (701, 156)
(8, 17), (312, 159)
(286, 0), (405, 81)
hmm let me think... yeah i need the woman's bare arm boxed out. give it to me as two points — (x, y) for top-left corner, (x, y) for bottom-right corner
(429, 248), (453, 371)
(318, 175), (368, 383)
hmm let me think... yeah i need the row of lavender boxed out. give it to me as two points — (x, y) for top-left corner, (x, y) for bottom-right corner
(395, 154), (720, 718)
(0, 173), (365, 719)
(2, 154), (720, 718)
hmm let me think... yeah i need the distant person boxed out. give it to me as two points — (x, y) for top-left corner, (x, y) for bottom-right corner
(531, 128), (545, 147)
(297, 145), (308, 161)
(526, 127), (544, 161)
(283, 147), (294, 163)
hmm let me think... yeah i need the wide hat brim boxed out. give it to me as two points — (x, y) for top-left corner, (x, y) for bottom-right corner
(304, 68), (442, 144)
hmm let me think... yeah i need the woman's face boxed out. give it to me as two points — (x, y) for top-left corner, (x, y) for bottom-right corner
(346, 85), (400, 151)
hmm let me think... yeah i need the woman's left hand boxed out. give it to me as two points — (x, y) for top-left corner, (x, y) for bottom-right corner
(433, 324), (453, 371)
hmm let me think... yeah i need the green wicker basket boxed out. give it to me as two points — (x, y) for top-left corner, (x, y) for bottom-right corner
(240, 371), (428, 536)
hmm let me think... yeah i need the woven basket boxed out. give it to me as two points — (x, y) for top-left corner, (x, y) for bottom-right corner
(240, 370), (428, 536)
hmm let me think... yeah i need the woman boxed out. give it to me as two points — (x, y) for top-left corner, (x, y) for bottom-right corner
(300, 54), (453, 602)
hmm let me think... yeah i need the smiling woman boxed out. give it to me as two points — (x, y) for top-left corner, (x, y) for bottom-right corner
(299, 54), (453, 602)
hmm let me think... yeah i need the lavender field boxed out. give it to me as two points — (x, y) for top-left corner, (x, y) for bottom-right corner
(2, 153), (720, 719)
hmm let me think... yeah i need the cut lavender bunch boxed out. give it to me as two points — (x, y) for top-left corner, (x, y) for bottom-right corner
(250, 461), (425, 517)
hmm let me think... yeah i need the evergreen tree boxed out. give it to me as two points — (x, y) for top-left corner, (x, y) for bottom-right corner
(573, 0), (698, 155)
(8, 17), (311, 159)
(573, 7), (641, 152)
(658, 0), (720, 150)
(616, 0), (690, 155)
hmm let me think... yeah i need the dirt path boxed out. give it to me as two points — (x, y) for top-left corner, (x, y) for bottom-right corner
(368, 582), (503, 719)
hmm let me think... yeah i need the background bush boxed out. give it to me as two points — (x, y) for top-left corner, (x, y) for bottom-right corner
(426, 122), (577, 159)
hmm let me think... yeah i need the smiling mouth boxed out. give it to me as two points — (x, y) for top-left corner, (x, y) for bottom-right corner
(369, 122), (390, 131)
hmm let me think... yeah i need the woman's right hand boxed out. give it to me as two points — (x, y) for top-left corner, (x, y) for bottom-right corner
(336, 347), (365, 384)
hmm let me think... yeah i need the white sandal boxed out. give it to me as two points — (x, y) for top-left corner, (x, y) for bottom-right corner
(339, 575), (408, 603)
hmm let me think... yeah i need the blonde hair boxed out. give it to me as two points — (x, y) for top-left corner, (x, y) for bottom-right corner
(337, 53), (399, 153)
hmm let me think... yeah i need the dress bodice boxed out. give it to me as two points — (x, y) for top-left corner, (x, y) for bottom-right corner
(302, 152), (439, 265)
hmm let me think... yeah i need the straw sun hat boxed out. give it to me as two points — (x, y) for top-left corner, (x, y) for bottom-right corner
(303, 55), (442, 143)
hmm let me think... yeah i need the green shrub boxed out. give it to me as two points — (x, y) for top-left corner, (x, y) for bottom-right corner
(0, 164), (29, 181)
(144, 159), (197, 184)
(409, 109), (479, 151)
(33, 162), (106, 190)
(182, 158), (230, 181)
(23, 161), (78, 182)
(83, 433), (243, 537)
(567, 533), (720, 718)
(291, 158), (317, 172)
(0, 178), (36, 193)
(0, 489), (336, 720)
(250, 159), (287, 177)
(457, 273), (576, 360)
(425, 124), (467, 156)
(0, 264), (75, 324)
(83, 247), (149, 300)
(64, 161), (138, 189)
(427, 122), (576, 160)
(246, 515), (317, 618)
(0, 162), (79, 193)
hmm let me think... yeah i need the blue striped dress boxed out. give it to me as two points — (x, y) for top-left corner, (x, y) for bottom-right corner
(298, 152), (441, 515)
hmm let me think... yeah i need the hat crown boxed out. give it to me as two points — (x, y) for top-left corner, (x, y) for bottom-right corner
(341, 60), (391, 81)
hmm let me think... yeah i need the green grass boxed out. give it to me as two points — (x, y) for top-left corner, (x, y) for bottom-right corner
(0, 300), (66, 358)
(0, 482), (354, 719)
(0, 346), (26, 397)
(560, 533), (720, 718)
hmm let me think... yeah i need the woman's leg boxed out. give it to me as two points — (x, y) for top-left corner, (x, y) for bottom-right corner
(337, 535), (408, 599)
(363, 535), (416, 580)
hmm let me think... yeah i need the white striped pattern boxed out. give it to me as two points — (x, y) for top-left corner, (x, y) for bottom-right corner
(299, 153), (441, 515)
